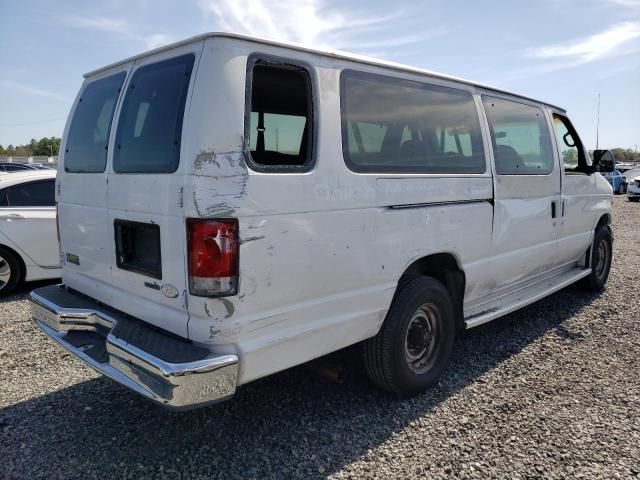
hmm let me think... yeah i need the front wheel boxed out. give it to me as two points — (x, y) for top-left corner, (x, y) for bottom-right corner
(363, 276), (455, 397)
(580, 226), (613, 292)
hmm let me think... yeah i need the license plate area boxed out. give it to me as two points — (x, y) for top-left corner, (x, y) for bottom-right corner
(114, 219), (162, 279)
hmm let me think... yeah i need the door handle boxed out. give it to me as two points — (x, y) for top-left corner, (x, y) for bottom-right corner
(551, 201), (557, 219)
(0, 214), (25, 221)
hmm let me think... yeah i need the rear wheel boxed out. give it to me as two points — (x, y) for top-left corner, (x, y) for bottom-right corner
(580, 227), (612, 292)
(363, 276), (455, 397)
(0, 247), (22, 296)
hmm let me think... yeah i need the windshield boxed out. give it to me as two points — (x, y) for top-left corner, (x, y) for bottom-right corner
(623, 167), (640, 180)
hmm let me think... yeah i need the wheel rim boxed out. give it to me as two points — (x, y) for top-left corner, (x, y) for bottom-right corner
(593, 236), (610, 281)
(0, 254), (11, 291)
(404, 303), (441, 375)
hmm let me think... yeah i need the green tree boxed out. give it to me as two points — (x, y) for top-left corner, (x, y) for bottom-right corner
(563, 149), (578, 166)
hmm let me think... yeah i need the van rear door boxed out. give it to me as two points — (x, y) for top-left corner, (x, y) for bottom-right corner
(104, 47), (201, 337)
(59, 68), (130, 305)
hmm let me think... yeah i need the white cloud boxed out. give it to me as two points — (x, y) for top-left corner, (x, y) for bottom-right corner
(527, 22), (640, 63)
(197, 0), (448, 56)
(0, 80), (69, 102)
(62, 15), (171, 50)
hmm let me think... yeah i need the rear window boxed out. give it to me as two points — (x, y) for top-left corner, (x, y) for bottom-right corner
(0, 180), (55, 207)
(64, 72), (126, 173)
(114, 54), (194, 173)
(340, 70), (486, 174)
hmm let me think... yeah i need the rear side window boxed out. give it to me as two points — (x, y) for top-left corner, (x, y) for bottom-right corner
(340, 70), (485, 174)
(0, 180), (55, 207)
(246, 57), (314, 171)
(114, 54), (194, 173)
(483, 97), (554, 175)
(65, 72), (126, 173)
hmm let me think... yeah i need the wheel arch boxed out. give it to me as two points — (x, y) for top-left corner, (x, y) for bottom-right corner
(396, 252), (466, 333)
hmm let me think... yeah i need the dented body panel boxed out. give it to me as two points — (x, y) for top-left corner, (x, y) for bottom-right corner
(52, 33), (613, 396)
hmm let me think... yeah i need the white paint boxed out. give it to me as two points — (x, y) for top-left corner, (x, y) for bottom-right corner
(0, 170), (60, 281)
(57, 35), (613, 387)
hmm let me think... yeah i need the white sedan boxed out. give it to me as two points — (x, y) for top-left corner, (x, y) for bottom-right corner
(0, 170), (60, 295)
(623, 167), (640, 202)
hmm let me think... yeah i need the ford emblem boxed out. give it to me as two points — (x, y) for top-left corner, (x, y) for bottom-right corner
(160, 284), (179, 298)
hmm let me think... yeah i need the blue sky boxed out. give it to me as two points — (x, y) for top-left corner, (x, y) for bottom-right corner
(0, 0), (638, 150)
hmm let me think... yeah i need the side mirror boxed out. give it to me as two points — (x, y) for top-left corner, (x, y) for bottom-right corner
(593, 149), (615, 173)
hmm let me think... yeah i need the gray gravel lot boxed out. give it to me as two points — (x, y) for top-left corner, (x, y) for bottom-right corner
(1, 196), (639, 479)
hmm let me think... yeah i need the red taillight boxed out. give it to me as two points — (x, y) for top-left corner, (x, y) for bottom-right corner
(187, 219), (239, 297)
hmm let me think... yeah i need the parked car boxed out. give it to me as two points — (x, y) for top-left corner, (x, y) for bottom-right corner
(624, 168), (640, 201)
(0, 170), (60, 295)
(30, 33), (614, 410)
(0, 162), (41, 173)
(601, 169), (626, 194)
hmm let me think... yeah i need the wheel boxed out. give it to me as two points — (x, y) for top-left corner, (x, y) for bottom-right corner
(580, 226), (612, 292)
(629, 197), (639, 202)
(0, 247), (22, 296)
(363, 276), (455, 397)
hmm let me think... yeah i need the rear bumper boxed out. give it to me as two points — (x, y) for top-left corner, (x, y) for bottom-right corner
(29, 285), (238, 410)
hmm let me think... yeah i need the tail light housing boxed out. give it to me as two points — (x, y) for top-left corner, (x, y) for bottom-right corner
(187, 219), (239, 297)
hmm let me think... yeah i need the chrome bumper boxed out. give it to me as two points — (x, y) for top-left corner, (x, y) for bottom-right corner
(29, 285), (238, 410)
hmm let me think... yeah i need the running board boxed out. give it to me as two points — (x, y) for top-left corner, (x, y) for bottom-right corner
(464, 268), (591, 329)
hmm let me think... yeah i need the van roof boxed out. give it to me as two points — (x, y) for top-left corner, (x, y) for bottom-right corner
(84, 32), (566, 113)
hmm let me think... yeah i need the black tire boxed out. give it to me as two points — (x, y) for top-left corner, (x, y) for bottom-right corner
(0, 247), (22, 296)
(580, 227), (612, 292)
(629, 197), (639, 202)
(363, 276), (455, 397)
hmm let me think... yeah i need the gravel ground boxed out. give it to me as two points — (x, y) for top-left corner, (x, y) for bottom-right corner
(1, 196), (639, 479)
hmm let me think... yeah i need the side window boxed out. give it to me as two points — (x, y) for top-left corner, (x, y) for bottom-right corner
(65, 72), (126, 173)
(341, 70), (485, 174)
(4, 180), (55, 207)
(552, 114), (589, 173)
(246, 58), (313, 170)
(114, 54), (195, 173)
(483, 97), (554, 175)
(0, 189), (7, 206)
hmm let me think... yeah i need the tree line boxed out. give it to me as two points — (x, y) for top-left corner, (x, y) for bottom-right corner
(0, 137), (61, 157)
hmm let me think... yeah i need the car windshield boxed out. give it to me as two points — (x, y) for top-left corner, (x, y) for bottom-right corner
(623, 167), (640, 180)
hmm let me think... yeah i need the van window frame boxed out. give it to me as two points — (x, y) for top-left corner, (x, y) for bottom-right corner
(113, 53), (195, 174)
(243, 53), (317, 174)
(64, 71), (127, 174)
(339, 69), (487, 175)
(481, 94), (555, 177)
(550, 112), (591, 175)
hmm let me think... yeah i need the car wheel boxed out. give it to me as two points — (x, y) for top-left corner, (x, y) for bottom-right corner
(363, 276), (455, 397)
(629, 197), (639, 202)
(580, 226), (612, 292)
(0, 247), (22, 296)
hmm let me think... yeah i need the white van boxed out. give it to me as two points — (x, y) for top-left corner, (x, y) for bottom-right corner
(30, 33), (614, 409)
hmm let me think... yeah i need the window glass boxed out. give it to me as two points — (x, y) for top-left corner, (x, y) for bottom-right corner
(248, 62), (313, 169)
(341, 71), (485, 173)
(65, 72), (126, 173)
(114, 54), (194, 173)
(552, 114), (589, 172)
(4, 180), (55, 207)
(483, 97), (554, 175)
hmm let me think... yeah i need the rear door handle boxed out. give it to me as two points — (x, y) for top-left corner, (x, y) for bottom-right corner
(551, 201), (557, 219)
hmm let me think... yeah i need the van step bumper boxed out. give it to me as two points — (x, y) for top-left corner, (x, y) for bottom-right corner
(29, 285), (238, 410)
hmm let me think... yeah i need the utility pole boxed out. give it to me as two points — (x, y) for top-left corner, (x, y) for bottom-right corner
(595, 93), (600, 150)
